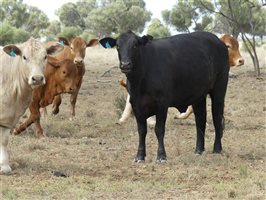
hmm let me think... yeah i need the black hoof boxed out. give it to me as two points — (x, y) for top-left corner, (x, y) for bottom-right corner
(195, 149), (204, 155)
(134, 158), (145, 163)
(156, 158), (167, 163)
(213, 149), (222, 154)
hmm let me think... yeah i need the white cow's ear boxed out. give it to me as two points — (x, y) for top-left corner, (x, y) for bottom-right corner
(3, 45), (22, 57)
(99, 37), (117, 48)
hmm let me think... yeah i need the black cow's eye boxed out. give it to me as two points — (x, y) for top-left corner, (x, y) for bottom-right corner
(62, 71), (66, 74)
(133, 45), (137, 49)
(23, 56), (27, 60)
(44, 55), (47, 60)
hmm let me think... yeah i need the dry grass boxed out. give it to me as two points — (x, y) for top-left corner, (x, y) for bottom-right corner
(1, 45), (265, 200)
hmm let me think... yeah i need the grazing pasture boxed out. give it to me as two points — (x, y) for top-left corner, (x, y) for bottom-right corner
(1, 45), (265, 199)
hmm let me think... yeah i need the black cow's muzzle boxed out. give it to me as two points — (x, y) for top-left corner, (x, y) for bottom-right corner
(120, 61), (131, 73)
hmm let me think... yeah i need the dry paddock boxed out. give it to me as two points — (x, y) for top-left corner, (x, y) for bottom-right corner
(1, 45), (265, 200)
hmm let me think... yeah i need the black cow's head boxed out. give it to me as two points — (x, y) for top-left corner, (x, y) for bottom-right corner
(99, 31), (153, 74)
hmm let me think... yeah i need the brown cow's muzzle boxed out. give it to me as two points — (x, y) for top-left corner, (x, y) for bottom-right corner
(74, 58), (84, 65)
(236, 58), (244, 66)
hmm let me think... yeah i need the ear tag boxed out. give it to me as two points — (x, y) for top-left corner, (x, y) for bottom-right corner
(10, 49), (16, 57)
(59, 40), (64, 46)
(105, 41), (111, 49)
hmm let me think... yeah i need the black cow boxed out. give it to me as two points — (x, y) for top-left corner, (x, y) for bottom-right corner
(100, 31), (229, 162)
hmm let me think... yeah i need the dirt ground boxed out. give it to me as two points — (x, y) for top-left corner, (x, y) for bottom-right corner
(1, 44), (265, 200)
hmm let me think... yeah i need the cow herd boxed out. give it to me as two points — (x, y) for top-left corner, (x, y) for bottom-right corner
(0, 31), (244, 175)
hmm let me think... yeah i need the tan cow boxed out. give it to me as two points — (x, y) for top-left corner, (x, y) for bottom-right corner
(50, 37), (98, 118)
(0, 38), (61, 174)
(118, 34), (244, 125)
(13, 46), (80, 138)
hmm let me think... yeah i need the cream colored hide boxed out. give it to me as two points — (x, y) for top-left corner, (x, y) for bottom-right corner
(0, 38), (48, 175)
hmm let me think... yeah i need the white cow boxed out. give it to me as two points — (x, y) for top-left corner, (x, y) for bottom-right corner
(0, 38), (60, 175)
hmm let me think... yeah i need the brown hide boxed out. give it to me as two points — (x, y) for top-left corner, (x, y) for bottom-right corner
(219, 34), (244, 67)
(14, 56), (79, 138)
(52, 37), (98, 116)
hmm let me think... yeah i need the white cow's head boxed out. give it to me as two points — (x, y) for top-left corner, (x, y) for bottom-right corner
(3, 38), (62, 88)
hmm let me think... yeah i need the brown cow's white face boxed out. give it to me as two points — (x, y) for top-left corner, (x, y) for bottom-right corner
(220, 34), (244, 67)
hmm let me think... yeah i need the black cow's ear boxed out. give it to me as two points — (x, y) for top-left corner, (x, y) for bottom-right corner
(138, 35), (153, 45)
(99, 37), (117, 48)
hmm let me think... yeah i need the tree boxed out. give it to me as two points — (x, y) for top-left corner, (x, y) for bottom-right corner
(56, 2), (85, 29)
(85, 0), (151, 36)
(162, 0), (213, 32)
(0, 21), (30, 45)
(147, 18), (171, 39)
(41, 20), (62, 41)
(0, 0), (29, 28)
(0, 0), (49, 38)
(199, 0), (266, 76)
(23, 6), (50, 37)
(58, 26), (83, 40)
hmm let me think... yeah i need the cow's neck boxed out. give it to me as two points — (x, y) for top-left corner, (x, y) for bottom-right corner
(40, 76), (61, 107)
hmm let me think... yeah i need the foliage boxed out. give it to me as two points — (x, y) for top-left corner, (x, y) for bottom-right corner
(56, 2), (85, 29)
(0, 0), (29, 28)
(41, 20), (62, 41)
(22, 6), (50, 37)
(0, 21), (30, 45)
(162, 0), (213, 32)
(0, 0), (49, 38)
(85, 0), (151, 36)
(147, 18), (170, 39)
(58, 26), (83, 40)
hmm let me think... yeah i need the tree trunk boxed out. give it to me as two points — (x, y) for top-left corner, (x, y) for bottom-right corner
(241, 33), (261, 76)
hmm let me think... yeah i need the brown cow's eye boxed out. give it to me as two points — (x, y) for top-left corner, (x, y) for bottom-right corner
(62, 71), (66, 74)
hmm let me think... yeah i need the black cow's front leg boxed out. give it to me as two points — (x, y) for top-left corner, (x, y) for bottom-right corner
(155, 107), (168, 162)
(192, 97), (207, 154)
(135, 117), (147, 162)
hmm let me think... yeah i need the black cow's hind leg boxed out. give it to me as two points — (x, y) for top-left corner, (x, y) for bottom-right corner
(192, 97), (207, 154)
(210, 92), (225, 154)
(155, 107), (168, 162)
(135, 117), (147, 162)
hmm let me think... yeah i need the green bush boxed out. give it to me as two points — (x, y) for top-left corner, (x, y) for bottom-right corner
(0, 22), (30, 45)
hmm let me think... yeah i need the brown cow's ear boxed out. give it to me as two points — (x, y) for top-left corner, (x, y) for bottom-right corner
(47, 56), (61, 68)
(3, 45), (22, 57)
(87, 39), (99, 47)
(58, 37), (70, 46)
(46, 44), (64, 55)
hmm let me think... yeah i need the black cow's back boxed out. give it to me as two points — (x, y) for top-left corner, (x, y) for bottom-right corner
(136, 31), (229, 110)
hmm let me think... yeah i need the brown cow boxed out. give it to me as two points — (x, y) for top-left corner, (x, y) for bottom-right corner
(118, 34), (244, 124)
(51, 36), (98, 118)
(13, 46), (80, 138)
(220, 34), (244, 67)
